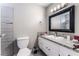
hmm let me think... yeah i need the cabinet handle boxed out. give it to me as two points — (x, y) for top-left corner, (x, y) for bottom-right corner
(48, 49), (50, 50)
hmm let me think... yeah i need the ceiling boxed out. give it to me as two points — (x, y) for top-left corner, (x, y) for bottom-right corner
(0, 3), (51, 8)
(35, 3), (51, 7)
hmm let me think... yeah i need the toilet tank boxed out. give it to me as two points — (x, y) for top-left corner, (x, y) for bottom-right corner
(17, 37), (29, 49)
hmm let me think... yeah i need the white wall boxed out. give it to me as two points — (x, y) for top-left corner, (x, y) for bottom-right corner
(0, 3), (46, 49)
(0, 7), (1, 55)
(14, 3), (46, 49)
(74, 4), (79, 34)
(46, 3), (79, 35)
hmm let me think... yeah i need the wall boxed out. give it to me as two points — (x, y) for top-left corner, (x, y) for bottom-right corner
(46, 3), (79, 35)
(0, 3), (46, 50)
(0, 7), (1, 55)
(14, 3), (46, 49)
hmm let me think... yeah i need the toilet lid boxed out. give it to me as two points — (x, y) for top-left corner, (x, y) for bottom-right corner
(17, 48), (31, 56)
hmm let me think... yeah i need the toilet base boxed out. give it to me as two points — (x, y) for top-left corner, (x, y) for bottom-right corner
(17, 48), (31, 56)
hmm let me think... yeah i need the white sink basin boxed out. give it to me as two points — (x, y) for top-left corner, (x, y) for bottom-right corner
(42, 35), (55, 39)
(55, 37), (65, 40)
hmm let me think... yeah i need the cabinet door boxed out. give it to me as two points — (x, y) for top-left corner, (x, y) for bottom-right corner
(38, 37), (49, 55)
(65, 48), (79, 56)
(42, 39), (51, 55)
(59, 45), (69, 56)
(46, 41), (59, 56)
(38, 37), (43, 49)
(59, 45), (79, 56)
(39, 38), (59, 56)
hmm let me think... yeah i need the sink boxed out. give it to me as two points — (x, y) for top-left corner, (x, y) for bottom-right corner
(42, 35), (65, 40)
(54, 36), (66, 42)
(55, 37), (65, 40)
(42, 35), (55, 39)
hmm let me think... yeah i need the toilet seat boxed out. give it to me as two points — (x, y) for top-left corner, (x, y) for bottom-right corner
(17, 48), (31, 56)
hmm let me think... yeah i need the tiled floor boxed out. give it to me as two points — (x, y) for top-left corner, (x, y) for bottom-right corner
(30, 49), (46, 56)
(14, 49), (46, 56)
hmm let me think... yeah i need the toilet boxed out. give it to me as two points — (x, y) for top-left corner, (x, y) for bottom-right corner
(17, 37), (31, 56)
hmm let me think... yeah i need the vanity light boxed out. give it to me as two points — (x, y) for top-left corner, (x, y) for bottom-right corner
(61, 3), (66, 8)
(50, 3), (67, 13)
(57, 5), (61, 10)
(53, 7), (57, 11)
(50, 7), (58, 13)
(50, 9), (54, 12)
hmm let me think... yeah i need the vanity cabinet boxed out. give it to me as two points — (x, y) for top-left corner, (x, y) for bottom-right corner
(38, 37), (59, 56)
(38, 37), (79, 56)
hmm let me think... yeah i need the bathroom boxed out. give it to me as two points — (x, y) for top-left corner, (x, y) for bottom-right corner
(0, 2), (79, 56)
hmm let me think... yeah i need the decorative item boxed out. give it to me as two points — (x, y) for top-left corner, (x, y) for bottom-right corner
(73, 44), (79, 49)
(74, 35), (79, 41)
(72, 35), (79, 49)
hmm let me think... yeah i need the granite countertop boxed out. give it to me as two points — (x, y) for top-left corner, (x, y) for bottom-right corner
(40, 35), (79, 53)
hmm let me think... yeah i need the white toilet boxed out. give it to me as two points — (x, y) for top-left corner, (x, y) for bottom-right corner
(17, 37), (31, 56)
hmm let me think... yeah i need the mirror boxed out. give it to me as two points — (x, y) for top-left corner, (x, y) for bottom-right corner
(49, 5), (75, 33)
(51, 11), (70, 29)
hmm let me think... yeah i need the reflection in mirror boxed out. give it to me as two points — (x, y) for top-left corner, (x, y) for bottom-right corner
(51, 11), (70, 30)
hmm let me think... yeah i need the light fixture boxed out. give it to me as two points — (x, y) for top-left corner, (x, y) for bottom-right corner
(50, 3), (67, 13)
(53, 7), (57, 11)
(57, 5), (61, 10)
(50, 9), (54, 12)
(61, 3), (66, 8)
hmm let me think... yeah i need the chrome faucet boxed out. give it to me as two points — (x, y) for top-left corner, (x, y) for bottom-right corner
(54, 32), (57, 36)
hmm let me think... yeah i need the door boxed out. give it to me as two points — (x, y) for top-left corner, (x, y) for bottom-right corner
(1, 6), (14, 56)
(44, 39), (59, 56)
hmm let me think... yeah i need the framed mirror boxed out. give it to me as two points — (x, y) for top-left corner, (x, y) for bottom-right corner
(49, 5), (75, 33)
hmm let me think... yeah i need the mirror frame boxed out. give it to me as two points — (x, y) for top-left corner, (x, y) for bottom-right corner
(49, 5), (75, 33)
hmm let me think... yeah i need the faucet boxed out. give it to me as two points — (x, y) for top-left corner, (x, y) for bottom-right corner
(54, 32), (67, 39)
(54, 32), (57, 36)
